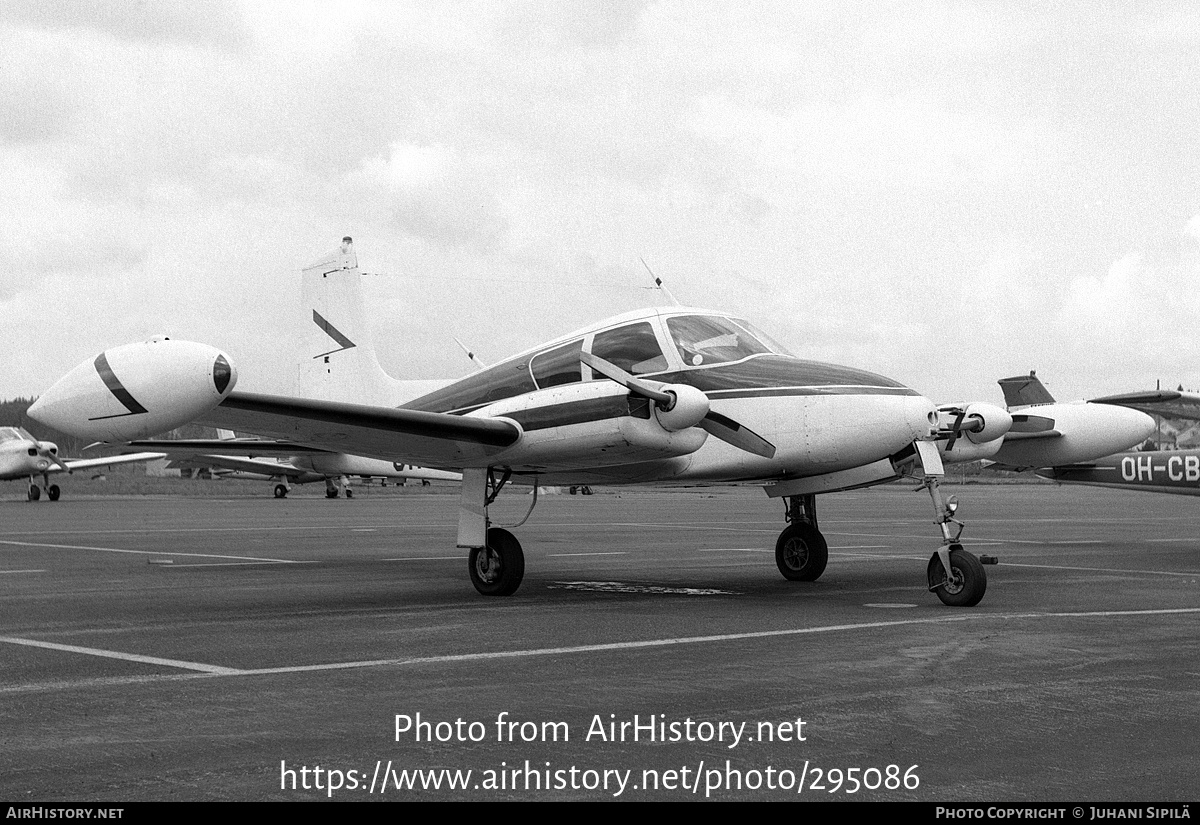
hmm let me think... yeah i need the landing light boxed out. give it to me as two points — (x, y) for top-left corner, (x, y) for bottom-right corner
(945, 495), (959, 516)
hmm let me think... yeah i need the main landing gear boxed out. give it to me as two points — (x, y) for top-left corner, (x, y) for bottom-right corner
(27, 475), (61, 502)
(461, 468), (538, 596)
(323, 477), (353, 499)
(772, 445), (989, 607)
(775, 495), (828, 581)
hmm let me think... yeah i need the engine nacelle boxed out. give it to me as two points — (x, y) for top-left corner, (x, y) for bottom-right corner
(992, 402), (1155, 469)
(474, 380), (707, 469)
(28, 337), (237, 442)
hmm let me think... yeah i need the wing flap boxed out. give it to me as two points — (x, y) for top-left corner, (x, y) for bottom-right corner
(193, 391), (521, 468)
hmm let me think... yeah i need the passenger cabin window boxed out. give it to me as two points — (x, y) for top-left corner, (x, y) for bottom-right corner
(666, 315), (773, 367)
(590, 322), (667, 375)
(531, 339), (584, 389)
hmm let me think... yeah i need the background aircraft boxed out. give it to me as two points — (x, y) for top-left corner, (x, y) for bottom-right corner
(1027, 386), (1200, 496)
(144, 431), (460, 498)
(28, 239), (1154, 605)
(0, 426), (163, 501)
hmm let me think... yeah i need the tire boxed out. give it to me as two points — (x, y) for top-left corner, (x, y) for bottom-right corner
(345, 489), (353, 499)
(468, 527), (525, 596)
(273, 484), (288, 499)
(775, 523), (828, 581)
(325, 488), (339, 499)
(47, 485), (61, 502)
(927, 545), (987, 607)
(28, 485), (40, 502)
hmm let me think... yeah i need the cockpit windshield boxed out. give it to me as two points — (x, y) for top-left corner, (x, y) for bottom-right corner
(0, 427), (32, 443)
(666, 315), (791, 367)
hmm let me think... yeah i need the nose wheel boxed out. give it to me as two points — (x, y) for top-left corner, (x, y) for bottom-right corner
(927, 544), (986, 607)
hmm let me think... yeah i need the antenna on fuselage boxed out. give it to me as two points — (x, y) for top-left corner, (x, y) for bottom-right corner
(453, 337), (490, 371)
(640, 258), (681, 306)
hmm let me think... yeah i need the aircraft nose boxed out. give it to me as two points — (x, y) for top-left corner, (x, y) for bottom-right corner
(903, 393), (940, 441)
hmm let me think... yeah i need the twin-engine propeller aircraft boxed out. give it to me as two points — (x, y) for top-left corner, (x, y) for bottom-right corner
(0, 426), (163, 501)
(28, 239), (1154, 605)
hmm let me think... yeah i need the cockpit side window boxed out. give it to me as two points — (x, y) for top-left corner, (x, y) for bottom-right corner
(590, 322), (668, 375)
(530, 339), (584, 389)
(0, 427), (24, 442)
(666, 315), (773, 367)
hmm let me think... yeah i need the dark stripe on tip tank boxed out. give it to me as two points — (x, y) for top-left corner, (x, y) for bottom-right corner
(87, 352), (149, 420)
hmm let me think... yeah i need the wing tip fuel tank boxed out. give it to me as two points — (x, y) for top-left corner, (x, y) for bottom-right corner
(29, 337), (238, 442)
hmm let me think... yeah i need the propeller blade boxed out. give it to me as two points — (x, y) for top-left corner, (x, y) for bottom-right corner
(580, 351), (674, 407)
(582, 350), (775, 457)
(699, 412), (777, 459)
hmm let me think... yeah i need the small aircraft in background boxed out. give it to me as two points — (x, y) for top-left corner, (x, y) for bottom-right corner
(28, 239), (1155, 605)
(144, 430), (460, 498)
(0, 426), (163, 501)
(1023, 384), (1200, 496)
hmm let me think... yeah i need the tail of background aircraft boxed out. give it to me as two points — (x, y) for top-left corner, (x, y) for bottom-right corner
(998, 371), (1055, 408)
(298, 237), (447, 407)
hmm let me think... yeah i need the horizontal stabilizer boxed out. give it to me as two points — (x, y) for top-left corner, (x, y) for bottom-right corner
(125, 438), (330, 455)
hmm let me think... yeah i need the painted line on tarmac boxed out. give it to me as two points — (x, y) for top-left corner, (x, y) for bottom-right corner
(228, 607), (1200, 677)
(0, 636), (240, 675)
(8, 607), (1200, 690)
(0, 569), (45, 574)
(0, 539), (299, 564)
(992, 561), (1200, 577)
(547, 552), (628, 557)
(380, 556), (462, 562)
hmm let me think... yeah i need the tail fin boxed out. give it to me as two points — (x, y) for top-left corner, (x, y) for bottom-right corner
(998, 371), (1055, 408)
(298, 237), (423, 406)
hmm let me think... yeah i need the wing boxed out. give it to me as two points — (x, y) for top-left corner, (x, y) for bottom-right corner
(193, 391), (521, 468)
(1089, 390), (1200, 422)
(61, 452), (166, 473)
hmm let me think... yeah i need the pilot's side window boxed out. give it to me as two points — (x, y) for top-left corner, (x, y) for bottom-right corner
(531, 340), (584, 389)
(590, 322), (667, 375)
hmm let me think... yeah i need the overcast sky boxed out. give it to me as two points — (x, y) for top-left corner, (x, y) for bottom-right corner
(3, 1), (1198, 406)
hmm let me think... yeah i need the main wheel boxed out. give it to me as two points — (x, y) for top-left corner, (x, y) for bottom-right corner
(775, 523), (828, 581)
(345, 488), (353, 499)
(325, 488), (339, 499)
(27, 485), (40, 501)
(469, 527), (525, 596)
(927, 545), (987, 607)
(273, 484), (288, 499)
(47, 485), (61, 502)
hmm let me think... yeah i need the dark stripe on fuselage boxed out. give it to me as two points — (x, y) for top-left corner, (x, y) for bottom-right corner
(403, 353), (917, 415)
(88, 352), (149, 421)
(651, 356), (916, 395)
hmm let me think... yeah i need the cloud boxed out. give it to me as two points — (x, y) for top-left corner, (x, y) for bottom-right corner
(1, 0), (250, 49)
